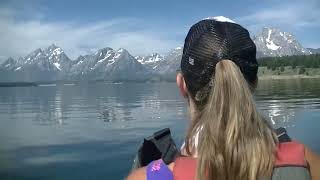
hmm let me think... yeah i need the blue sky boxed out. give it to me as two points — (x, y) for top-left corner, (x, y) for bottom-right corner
(0, 0), (319, 61)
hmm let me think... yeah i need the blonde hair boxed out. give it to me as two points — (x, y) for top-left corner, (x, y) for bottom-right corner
(185, 60), (278, 180)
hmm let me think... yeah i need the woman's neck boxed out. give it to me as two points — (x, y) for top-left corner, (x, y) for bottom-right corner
(188, 98), (198, 122)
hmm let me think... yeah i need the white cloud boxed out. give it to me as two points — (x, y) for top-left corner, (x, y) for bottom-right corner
(236, 1), (320, 34)
(0, 7), (181, 62)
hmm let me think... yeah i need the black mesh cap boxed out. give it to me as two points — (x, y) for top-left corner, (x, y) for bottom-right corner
(181, 19), (258, 98)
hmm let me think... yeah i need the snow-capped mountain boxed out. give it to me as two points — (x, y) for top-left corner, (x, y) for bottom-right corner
(69, 47), (114, 78)
(307, 48), (320, 54)
(69, 47), (150, 81)
(0, 57), (19, 71)
(0, 44), (73, 82)
(253, 27), (311, 58)
(153, 47), (183, 79)
(135, 53), (164, 70)
(1, 44), (72, 72)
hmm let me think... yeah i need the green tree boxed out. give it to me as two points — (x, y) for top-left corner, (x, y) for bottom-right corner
(299, 67), (306, 74)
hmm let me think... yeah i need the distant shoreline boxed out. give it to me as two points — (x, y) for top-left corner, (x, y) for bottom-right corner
(259, 75), (320, 80)
(0, 82), (38, 87)
(1, 75), (320, 86)
(258, 66), (320, 80)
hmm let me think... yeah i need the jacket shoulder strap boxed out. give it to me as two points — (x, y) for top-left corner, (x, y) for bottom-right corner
(173, 157), (196, 180)
(173, 143), (309, 180)
(273, 142), (311, 180)
(275, 141), (307, 167)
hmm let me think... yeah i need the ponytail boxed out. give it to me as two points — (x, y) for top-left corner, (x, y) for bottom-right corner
(185, 60), (278, 180)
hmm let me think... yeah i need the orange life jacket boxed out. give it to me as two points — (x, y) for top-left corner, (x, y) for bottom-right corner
(173, 141), (311, 180)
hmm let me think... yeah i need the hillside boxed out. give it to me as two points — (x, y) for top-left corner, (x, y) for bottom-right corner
(258, 54), (320, 79)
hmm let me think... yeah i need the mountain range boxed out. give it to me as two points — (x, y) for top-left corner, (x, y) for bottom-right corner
(307, 48), (320, 54)
(0, 25), (319, 82)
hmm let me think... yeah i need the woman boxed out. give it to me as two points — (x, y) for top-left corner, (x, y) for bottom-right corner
(127, 19), (320, 180)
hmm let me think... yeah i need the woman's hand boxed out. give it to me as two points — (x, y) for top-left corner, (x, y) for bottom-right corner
(126, 167), (146, 180)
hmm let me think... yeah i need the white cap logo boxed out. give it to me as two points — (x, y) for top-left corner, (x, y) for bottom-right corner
(189, 57), (195, 65)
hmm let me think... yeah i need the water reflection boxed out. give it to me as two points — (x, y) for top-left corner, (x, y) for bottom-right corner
(256, 79), (320, 128)
(99, 106), (135, 122)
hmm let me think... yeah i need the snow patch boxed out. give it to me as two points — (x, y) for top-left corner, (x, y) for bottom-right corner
(117, 48), (125, 53)
(280, 32), (284, 37)
(137, 54), (163, 64)
(97, 59), (105, 63)
(266, 41), (280, 51)
(266, 29), (272, 43)
(281, 32), (293, 43)
(5, 64), (10, 68)
(97, 53), (113, 63)
(204, 16), (236, 23)
(15, 67), (21, 71)
(107, 59), (115, 65)
(144, 59), (153, 64)
(175, 47), (182, 50)
(114, 53), (121, 59)
(154, 56), (162, 62)
(265, 29), (280, 50)
(53, 48), (63, 56)
(53, 62), (61, 71)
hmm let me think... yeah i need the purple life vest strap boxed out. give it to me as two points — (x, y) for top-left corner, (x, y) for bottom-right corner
(146, 159), (173, 180)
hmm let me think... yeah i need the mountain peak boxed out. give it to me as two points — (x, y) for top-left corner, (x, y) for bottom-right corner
(262, 27), (278, 30)
(254, 27), (311, 57)
(6, 57), (15, 62)
(0, 57), (15, 68)
(27, 48), (43, 59)
(45, 45), (64, 57)
(117, 48), (127, 53)
(98, 47), (113, 53)
(261, 27), (294, 37)
(47, 44), (59, 50)
(116, 48), (131, 57)
(33, 48), (43, 54)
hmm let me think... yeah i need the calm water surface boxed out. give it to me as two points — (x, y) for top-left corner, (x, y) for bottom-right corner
(0, 79), (320, 180)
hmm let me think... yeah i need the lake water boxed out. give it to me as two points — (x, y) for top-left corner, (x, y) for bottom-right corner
(0, 79), (320, 180)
